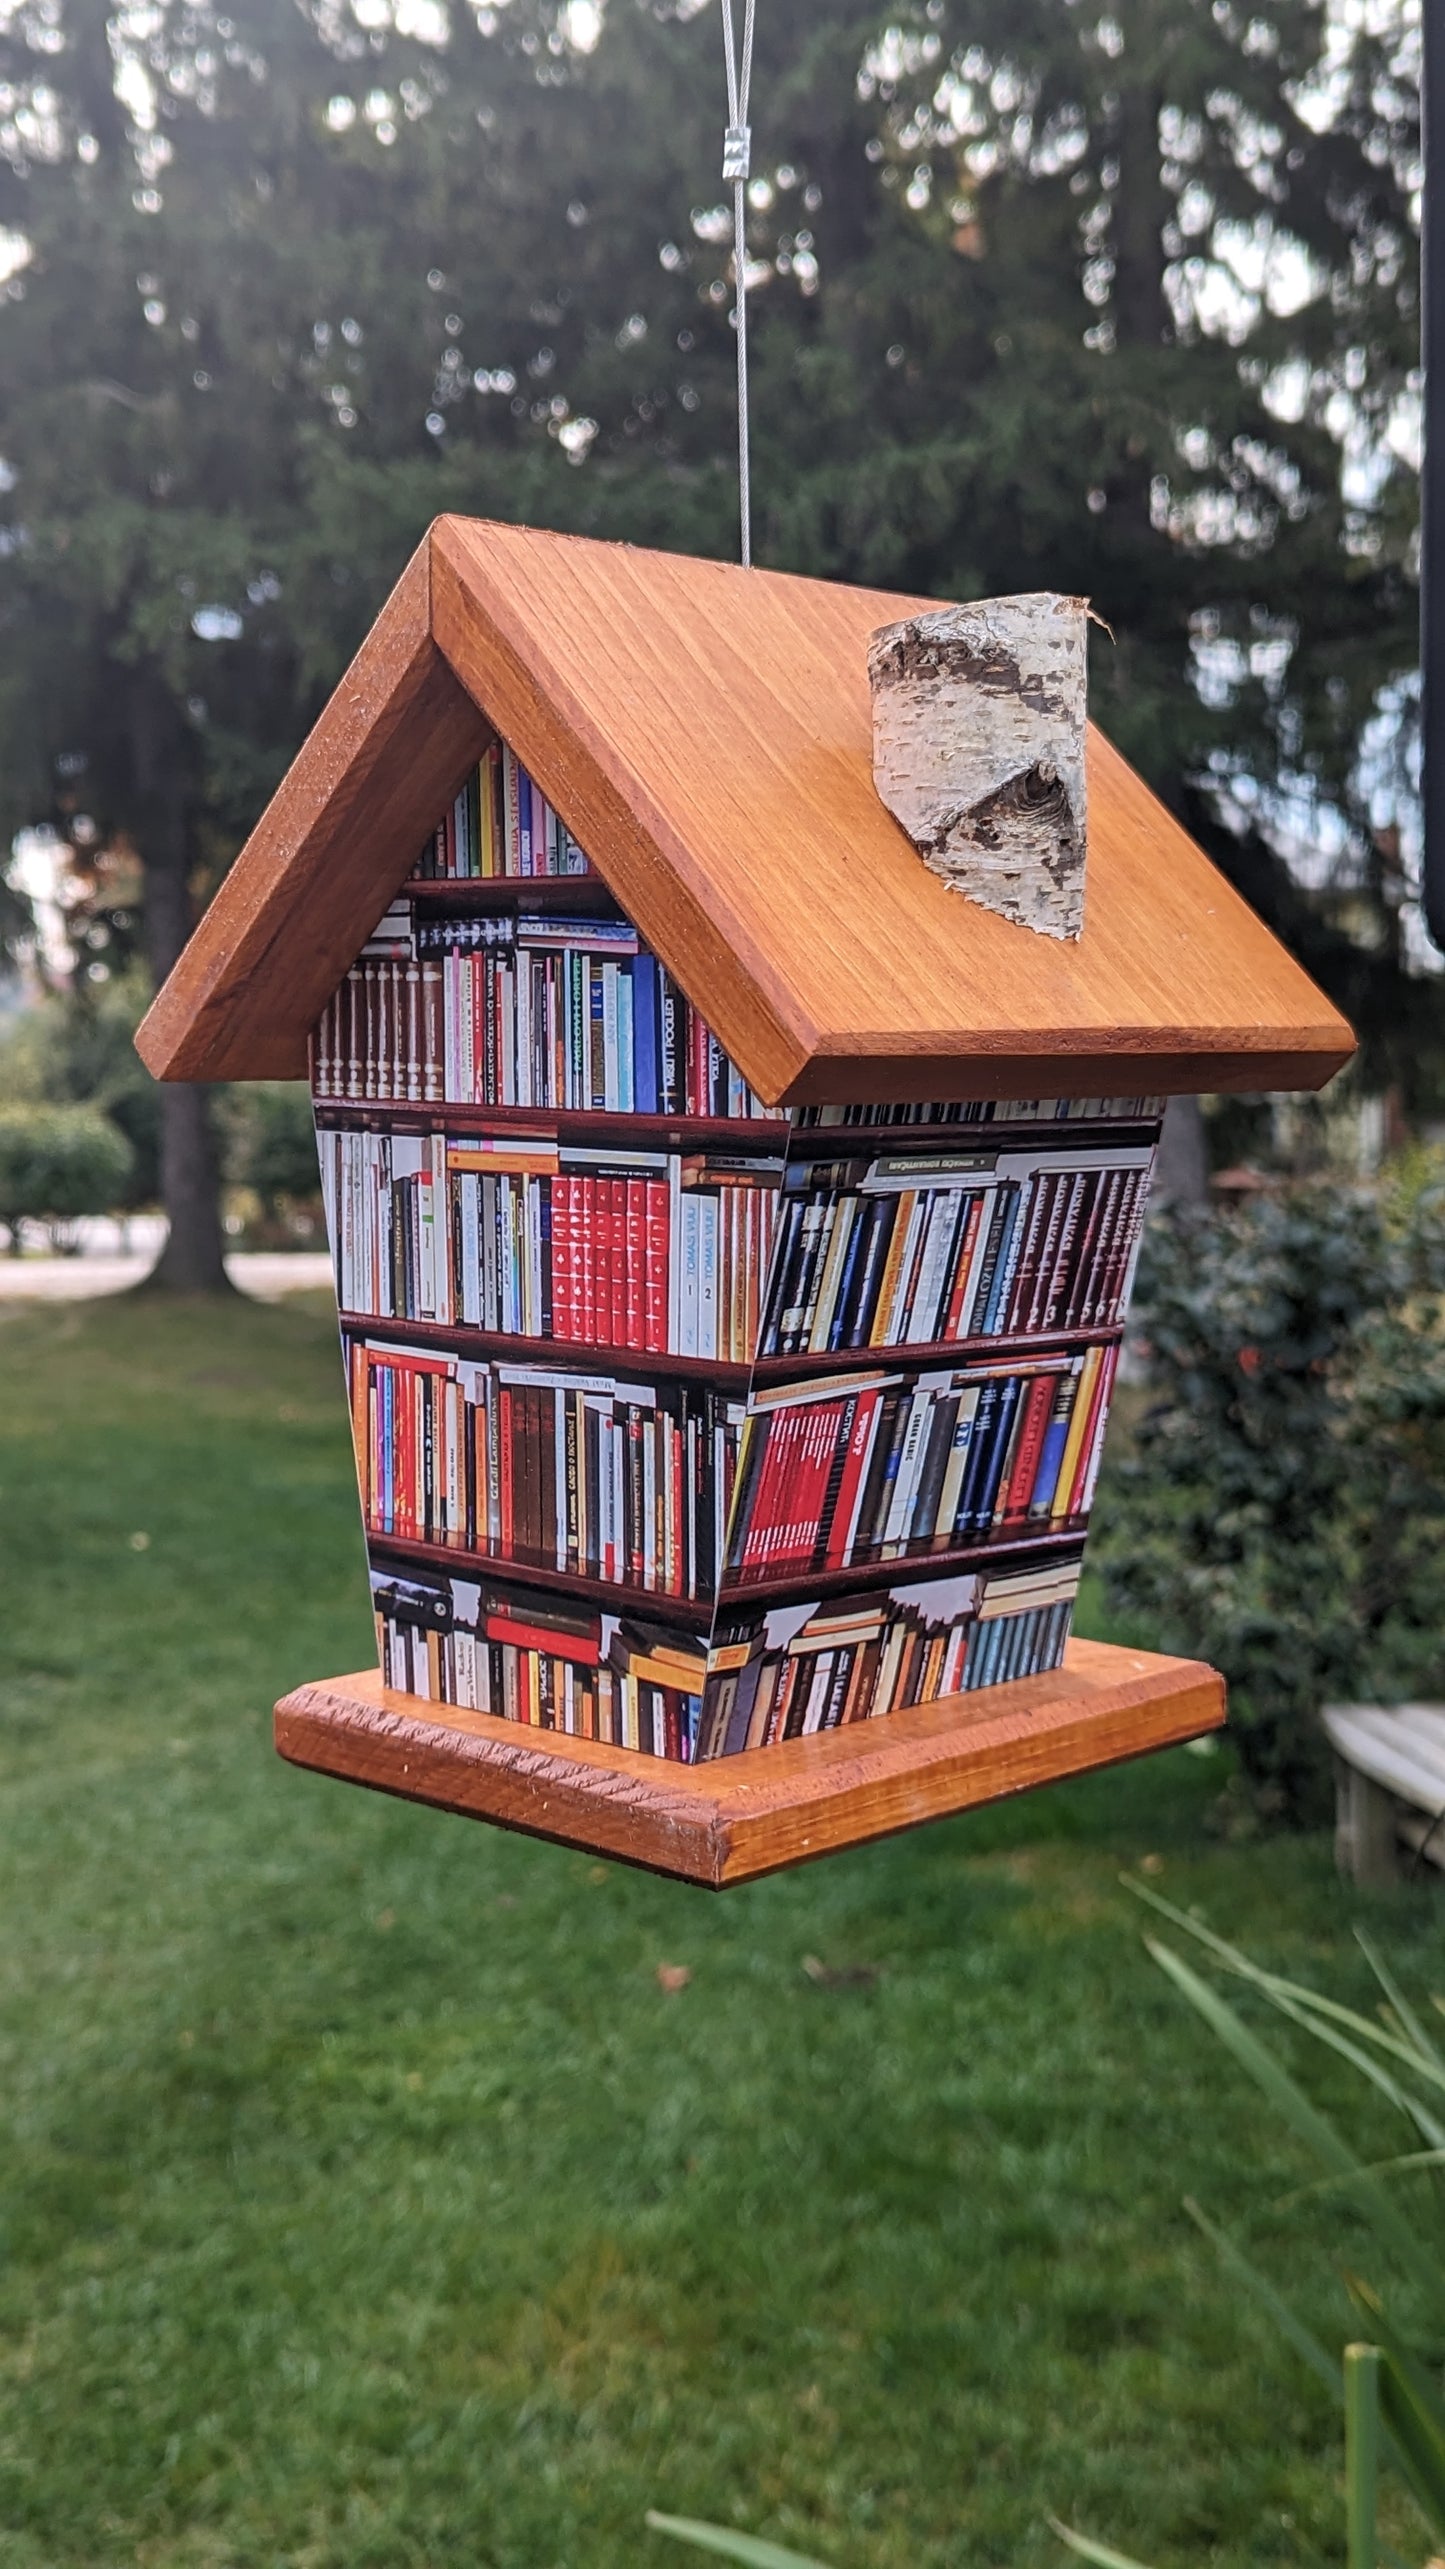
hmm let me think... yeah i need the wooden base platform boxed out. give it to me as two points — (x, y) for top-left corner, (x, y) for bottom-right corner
(274, 1638), (1224, 1888)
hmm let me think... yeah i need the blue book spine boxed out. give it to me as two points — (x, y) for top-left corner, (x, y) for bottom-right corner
(829, 1203), (870, 1351)
(953, 1378), (1000, 1537)
(980, 1190), (1023, 1335)
(1029, 1392), (1071, 1519)
(588, 970), (606, 1111)
(632, 953), (659, 1115)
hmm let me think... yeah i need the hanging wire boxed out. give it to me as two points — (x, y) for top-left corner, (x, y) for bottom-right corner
(719, 0), (757, 566)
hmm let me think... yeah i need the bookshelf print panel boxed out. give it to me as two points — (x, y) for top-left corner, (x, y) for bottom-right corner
(312, 739), (1162, 1765)
(368, 1550), (1084, 1765)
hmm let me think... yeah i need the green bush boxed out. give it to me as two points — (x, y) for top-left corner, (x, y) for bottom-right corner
(0, 973), (159, 1207)
(0, 1101), (135, 1250)
(1094, 1176), (1445, 1824)
(219, 1082), (321, 1238)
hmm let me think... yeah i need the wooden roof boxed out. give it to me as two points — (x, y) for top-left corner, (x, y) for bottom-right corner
(137, 516), (1353, 1104)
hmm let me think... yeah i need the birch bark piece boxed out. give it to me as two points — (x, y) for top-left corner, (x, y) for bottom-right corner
(868, 592), (1089, 941)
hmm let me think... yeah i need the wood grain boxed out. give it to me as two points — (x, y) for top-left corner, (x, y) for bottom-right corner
(136, 540), (490, 1084)
(430, 519), (1354, 1104)
(140, 514), (1355, 1103)
(274, 1636), (1225, 1887)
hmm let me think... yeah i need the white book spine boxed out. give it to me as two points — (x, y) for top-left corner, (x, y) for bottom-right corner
(697, 1194), (719, 1361)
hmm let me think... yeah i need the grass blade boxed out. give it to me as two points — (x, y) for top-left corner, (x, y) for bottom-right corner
(1343, 2283), (1445, 2540)
(1182, 2198), (1340, 2395)
(1356, 1930), (1445, 2075)
(1263, 1990), (1445, 2152)
(1146, 1941), (1423, 2273)
(1128, 1883), (1445, 2098)
(1048, 2517), (1158, 2569)
(1280, 2150), (1445, 2209)
(646, 2514), (830, 2569)
(1344, 2344), (1381, 2569)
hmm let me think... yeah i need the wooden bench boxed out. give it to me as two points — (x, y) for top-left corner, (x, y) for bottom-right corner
(1321, 1704), (1445, 1887)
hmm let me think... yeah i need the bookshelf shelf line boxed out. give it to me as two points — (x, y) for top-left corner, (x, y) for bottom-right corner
(335, 1309), (1126, 1379)
(364, 1521), (1085, 1623)
(365, 1533), (719, 1627)
(313, 1102), (790, 1149)
(717, 1524), (1088, 1609)
(310, 1099), (1162, 1153)
(402, 875), (623, 917)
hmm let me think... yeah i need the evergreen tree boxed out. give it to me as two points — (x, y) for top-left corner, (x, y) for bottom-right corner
(0, 0), (1427, 1282)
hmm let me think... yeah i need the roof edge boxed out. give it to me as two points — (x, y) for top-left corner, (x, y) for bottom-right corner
(137, 534), (488, 1083)
(429, 515), (816, 1107)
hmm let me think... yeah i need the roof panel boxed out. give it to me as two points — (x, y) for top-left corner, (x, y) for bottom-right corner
(139, 516), (1354, 1101)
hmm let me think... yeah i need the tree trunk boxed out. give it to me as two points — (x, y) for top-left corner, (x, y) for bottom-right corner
(133, 677), (233, 1293)
(147, 1082), (230, 1291)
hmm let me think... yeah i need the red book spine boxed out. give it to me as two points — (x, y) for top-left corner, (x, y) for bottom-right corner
(567, 1175), (584, 1342)
(645, 1178), (670, 1355)
(824, 1388), (879, 1567)
(595, 1179), (610, 1347)
(610, 1178), (628, 1349)
(487, 1615), (602, 1667)
(1078, 1172), (1123, 1327)
(401, 1366), (418, 1541)
(1002, 1373), (1058, 1521)
(777, 1402), (845, 1567)
(625, 1178), (647, 1350)
(1103, 1170), (1146, 1322)
(747, 1407), (804, 1572)
(599, 1179), (617, 1350)
(577, 1178), (596, 1346)
(546, 1173), (564, 1341)
(941, 1195), (984, 1341)
(499, 1384), (515, 1551)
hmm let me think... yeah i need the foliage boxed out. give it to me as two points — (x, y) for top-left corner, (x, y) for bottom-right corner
(1096, 1176), (1445, 1822)
(0, 0), (1431, 1096)
(1135, 1886), (1445, 2546)
(0, 973), (159, 1204)
(0, 1098), (134, 1246)
(217, 1079), (321, 1233)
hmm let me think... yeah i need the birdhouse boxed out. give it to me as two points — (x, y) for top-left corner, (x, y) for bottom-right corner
(138, 519), (1354, 1887)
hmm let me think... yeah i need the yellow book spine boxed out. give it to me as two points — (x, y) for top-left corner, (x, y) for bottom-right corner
(867, 1192), (916, 1349)
(1052, 1346), (1101, 1520)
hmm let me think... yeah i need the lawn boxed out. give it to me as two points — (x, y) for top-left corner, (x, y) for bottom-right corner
(0, 1289), (1438, 2569)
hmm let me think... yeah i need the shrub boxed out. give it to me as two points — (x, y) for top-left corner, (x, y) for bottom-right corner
(0, 974), (159, 1207)
(1094, 1176), (1445, 1824)
(0, 1102), (135, 1251)
(219, 1082), (322, 1240)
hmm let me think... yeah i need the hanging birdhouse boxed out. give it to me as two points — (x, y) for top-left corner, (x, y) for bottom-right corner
(138, 519), (1354, 1886)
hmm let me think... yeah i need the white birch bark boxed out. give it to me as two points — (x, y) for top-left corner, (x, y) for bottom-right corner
(868, 592), (1089, 941)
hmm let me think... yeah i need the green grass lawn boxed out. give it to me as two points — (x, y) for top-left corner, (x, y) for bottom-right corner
(0, 1291), (1439, 2569)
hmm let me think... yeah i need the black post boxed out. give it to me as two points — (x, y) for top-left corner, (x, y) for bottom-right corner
(1424, 1), (1445, 951)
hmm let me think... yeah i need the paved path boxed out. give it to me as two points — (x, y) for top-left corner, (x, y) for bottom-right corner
(0, 1252), (336, 1302)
